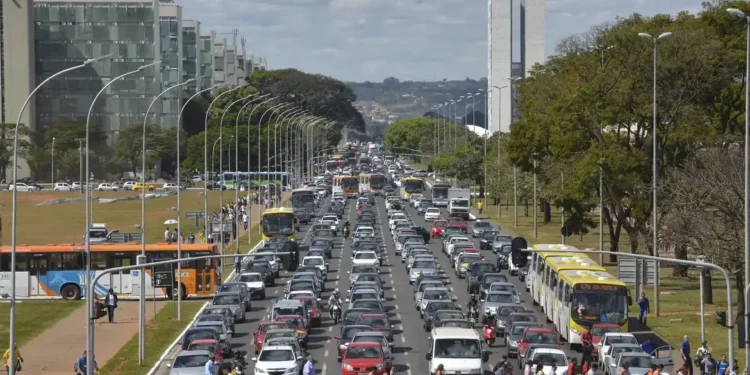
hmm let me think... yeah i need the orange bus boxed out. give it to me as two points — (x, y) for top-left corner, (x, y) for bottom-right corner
(0, 243), (220, 300)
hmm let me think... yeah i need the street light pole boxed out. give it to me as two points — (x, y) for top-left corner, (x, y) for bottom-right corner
(86, 59), (157, 375)
(638, 30), (672, 317)
(51, 137), (56, 185)
(263, 103), (292, 204)
(139, 77), (193, 361)
(728, 8), (750, 338)
(492, 85), (508, 215)
(10, 53), (113, 375)
(203, 86), (245, 248)
(175, 83), (217, 320)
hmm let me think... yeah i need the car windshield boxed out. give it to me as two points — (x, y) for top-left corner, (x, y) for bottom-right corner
(484, 276), (507, 286)
(434, 339), (481, 359)
(345, 347), (381, 359)
(353, 266), (377, 273)
(427, 209), (440, 213)
(275, 307), (303, 316)
(240, 274), (262, 282)
(357, 275), (379, 283)
(535, 353), (568, 367)
(343, 327), (369, 339)
(219, 285), (244, 293)
(173, 354), (211, 368)
(423, 290), (450, 300)
(490, 285), (514, 293)
(426, 302), (454, 312)
(622, 356), (652, 369)
(344, 311), (367, 324)
(474, 222), (491, 228)
(486, 293), (514, 303)
(413, 261), (436, 269)
(188, 343), (217, 354)
(356, 253), (376, 259)
(360, 317), (388, 328)
(483, 231), (499, 239)
(353, 292), (378, 301)
(204, 308), (228, 317)
(461, 255), (481, 263)
(433, 221), (447, 227)
(512, 325), (535, 336)
(259, 324), (284, 333)
(511, 315), (537, 323)
(606, 335), (638, 345)
(259, 349), (295, 362)
(213, 295), (240, 305)
(354, 301), (381, 310)
(438, 311), (464, 320)
(593, 327), (622, 337)
(312, 240), (329, 247)
(353, 336), (384, 344)
(419, 283), (443, 292)
(442, 321), (471, 328)
(472, 263), (494, 273)
(304, 258), (323, 266)
(250, 263), (271, 272)
(525, 332), (558, 344)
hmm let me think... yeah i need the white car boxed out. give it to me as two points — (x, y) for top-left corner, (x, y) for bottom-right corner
(301, 256), (328, 274)
(320, 215), (339, 227)
(53, 182), (72, 192)
(528, 348), (568, 375)
(597, 332), (639, 366)
(410, 194), (423, 207)
(352, 250), (380, 267)
(122, 181), (135, 190)
(447, 237), (472, 257)
(252, 345), (302, 375)
(424, 208), (441, 221)
(162, 183), (183, 191)
(9, 183), (39, 192)
(388, 213), (408, 228)
(315, 188), (327, 198)
(238, 272), (266, 299)
(389, 219), (409, 233)
(354, 226), (375, 237)
(96, 183), (119, 191)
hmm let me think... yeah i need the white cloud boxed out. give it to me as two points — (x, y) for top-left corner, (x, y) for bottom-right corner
(179, 0), (702, 82)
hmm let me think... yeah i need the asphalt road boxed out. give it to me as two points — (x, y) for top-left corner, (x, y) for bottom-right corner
(156, 189), (585, 375)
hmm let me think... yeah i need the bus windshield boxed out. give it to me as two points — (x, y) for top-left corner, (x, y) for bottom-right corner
(370, 175), (386, 189)
(432, 185), (450, 199)
(571, 285), (628, 325)
(403, 180), (424, 193)
(434, 339), (481, 359)
(263, 213), (295, 236)
(292, 192), (315, 206)
(341, 178), (358, 189)
(326, 161), (338, 172)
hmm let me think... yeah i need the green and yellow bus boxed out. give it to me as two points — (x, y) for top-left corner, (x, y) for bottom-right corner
(399, 177), (424, 201)
(261, 208), (296, 242)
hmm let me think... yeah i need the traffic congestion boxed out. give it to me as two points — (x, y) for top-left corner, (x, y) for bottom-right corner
(170, 145), (663, 375)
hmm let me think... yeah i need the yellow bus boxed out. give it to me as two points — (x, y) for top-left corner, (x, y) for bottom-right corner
(552, 269), (630, 344)
(542, 255), (606, 323)
(529, 245), (585, 306)
(262, 207), (296, 242)
(399, 177), (424, 201)
(333, 176), (359, 198)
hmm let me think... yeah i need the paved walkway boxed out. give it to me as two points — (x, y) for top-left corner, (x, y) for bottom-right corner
(17, 198), (279, 374)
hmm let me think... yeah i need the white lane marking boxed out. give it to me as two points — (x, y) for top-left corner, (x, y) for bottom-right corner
(322, 364), (327, 375)
(394, 304), (399, 310)
(328, 326), (333, 332)
(400, 336), (406, 343)
(274, 289), (279, 294)
(407, 363), (412, 375)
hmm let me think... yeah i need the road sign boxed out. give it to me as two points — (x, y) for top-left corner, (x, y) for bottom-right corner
(152, 262), (174, 288)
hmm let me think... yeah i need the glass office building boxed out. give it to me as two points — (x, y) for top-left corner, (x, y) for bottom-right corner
(158, 0), (181, 128)
(198, 30), (214, 90)
(182, 19), (200, 92)
(34, 0), (160, 133)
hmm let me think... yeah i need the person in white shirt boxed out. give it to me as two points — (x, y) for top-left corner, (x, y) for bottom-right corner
(243, 213), (249, 230)
(523, 360), (534, 375)
(105, 288), (118, 323)
(164, 228), (171, 244)
(588, 363), (598, 375)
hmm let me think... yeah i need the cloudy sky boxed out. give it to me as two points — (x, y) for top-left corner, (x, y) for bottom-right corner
(180, 0), (703, 83)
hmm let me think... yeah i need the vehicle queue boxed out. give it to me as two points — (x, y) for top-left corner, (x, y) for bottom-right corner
(167, 152), (667, 375)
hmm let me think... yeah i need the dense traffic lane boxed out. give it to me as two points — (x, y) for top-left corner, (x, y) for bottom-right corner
(391, 194), (580, 374)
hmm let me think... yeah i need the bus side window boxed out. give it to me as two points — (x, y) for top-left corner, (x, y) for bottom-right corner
(15, 254), (28, 271)
(0, 254), (10, 271)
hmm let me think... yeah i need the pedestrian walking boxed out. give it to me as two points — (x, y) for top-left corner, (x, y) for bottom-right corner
(478, 200), (484, 215)
(682, 336), (693, 375)
(303, 355), (316, 375)
(164, 227), (171, 244)
(235, 252), (241, 274)
(717, 355), (729, 375)
(105, 288), (118, 323)
(188, 233), (196, 244)
(637, 292), (650, 326)
(243, 213), (249, 230)
(3, 344), (22, 373)
(203, 357), (217, 375)
(172, 228), (179, 243)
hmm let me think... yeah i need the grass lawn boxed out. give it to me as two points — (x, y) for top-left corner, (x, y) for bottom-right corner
(0, 300), (83, 349)
(100, 301), (205, 375)
(0, 190), (256, 245)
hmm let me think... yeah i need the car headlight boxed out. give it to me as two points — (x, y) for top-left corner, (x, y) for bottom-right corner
(255, 369), (267, 374)
(510, 340), (518, 347)
(469, 369), (482, 374)
(283, 366), (299, 375)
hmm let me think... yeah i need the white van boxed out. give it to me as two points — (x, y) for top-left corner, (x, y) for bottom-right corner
(426, 327), (487, 374)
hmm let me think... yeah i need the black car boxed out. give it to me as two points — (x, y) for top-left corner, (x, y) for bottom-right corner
(412, 274), (443, 292)
(342, 308), (371, 326)
(480, 273), (510, 300)
(310, 238), (334, 259)
(246, 260), (275, 286)
(479, 231), (500, 250)
(467, 261), (497, 294)
(423, 302), (459, 331)
(312, 229), (335, 239)
(432, 310), (466, 331)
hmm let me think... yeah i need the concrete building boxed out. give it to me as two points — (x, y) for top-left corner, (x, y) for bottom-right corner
(182, 19), (201, 92)
(0, 0), (35, 177)
(489, 0), (545, 133)
(212, 37), (227, 86)
(198, 29), (215, 90)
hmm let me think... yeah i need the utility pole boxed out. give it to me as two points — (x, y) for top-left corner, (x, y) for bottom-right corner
(77, 138), (85, 194)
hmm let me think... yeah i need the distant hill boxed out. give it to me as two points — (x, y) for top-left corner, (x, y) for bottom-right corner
(348, 77), (488, 139)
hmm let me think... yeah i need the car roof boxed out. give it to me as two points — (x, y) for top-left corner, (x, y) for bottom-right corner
(525, 328), (556, 333)
(532, 348), (566, 355)
(188, 339), (218, 344)
(348, 342), (382, 348)
(239, 272), (262, 276)
(431, 327), (481, 339)
(177, 350), (212, 357)
(261, 345), (295, 352)
(214, 292), (240, 297)
(274, 300), (303, 306)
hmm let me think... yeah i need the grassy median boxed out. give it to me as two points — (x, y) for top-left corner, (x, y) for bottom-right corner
(0, 300), (84, 349)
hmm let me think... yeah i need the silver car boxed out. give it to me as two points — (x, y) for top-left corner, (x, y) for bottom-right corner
(348, 264), (379, 284)
(409, 259), (440, 284)
(482, 292), (516, 317)
(168, 350), (212, 375)
(418, 287), (453, 315)
(211, 292), (246, 323)
(471, 221), (493, 238)
(414, 280), (445, 309)
(493, 235), (514, 253)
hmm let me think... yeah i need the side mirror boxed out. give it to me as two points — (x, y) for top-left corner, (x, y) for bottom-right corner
(335, 335), (340, 339)
(166, 363), (172, 368)
(482, 351), (490, 362)
(627, 296), (633, 306)
(425, 353), (432, 360)
(251, 357), (258, 362)
(317, 298), (321, 302)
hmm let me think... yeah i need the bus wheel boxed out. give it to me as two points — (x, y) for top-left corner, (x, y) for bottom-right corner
(61, 284), (81, 300)
(170, 284), (187, 300)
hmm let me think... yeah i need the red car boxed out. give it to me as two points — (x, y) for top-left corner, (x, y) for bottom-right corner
(448, 217), (468, 233)
(276, 314), (309, 348)
(355, 313), (394, 342)
(187, 339), (223, 362)
(590, 323), (621, 356)
(252, 321), (289, 354)
(431, 220), (448, 238)
(341, 342), (391, 375)
(517, 328), (562, 359)
(358, 204), (373, 214)
(294, 296), (323, 327)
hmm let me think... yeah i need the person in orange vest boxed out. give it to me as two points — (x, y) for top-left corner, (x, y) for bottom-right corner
(477, 200), (484, 215)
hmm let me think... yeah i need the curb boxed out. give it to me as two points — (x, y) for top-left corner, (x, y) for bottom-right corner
(146, 239), (266, 375)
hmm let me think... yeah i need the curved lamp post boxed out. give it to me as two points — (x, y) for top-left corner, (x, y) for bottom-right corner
(285, 112), (309, 185)
(8, 52), (113, 375)
(138, 77), (194, 359)
(174, 83), (219, 320)
(262, 103), (293, 205)
(85, 60), (160, 375)
(274, 108), (303, 182)
(203, 85), (245, 244)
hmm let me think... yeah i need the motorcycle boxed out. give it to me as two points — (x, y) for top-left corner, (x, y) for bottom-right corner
(331, 303), (341, 324)
(483, 324), (495, 346)
(467, 308), (479, 328)
(343, 227), (350, 239)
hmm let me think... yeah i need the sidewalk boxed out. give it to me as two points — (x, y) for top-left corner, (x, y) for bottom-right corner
(17, 198), (275, 374)
(20, 300), (167, 375)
